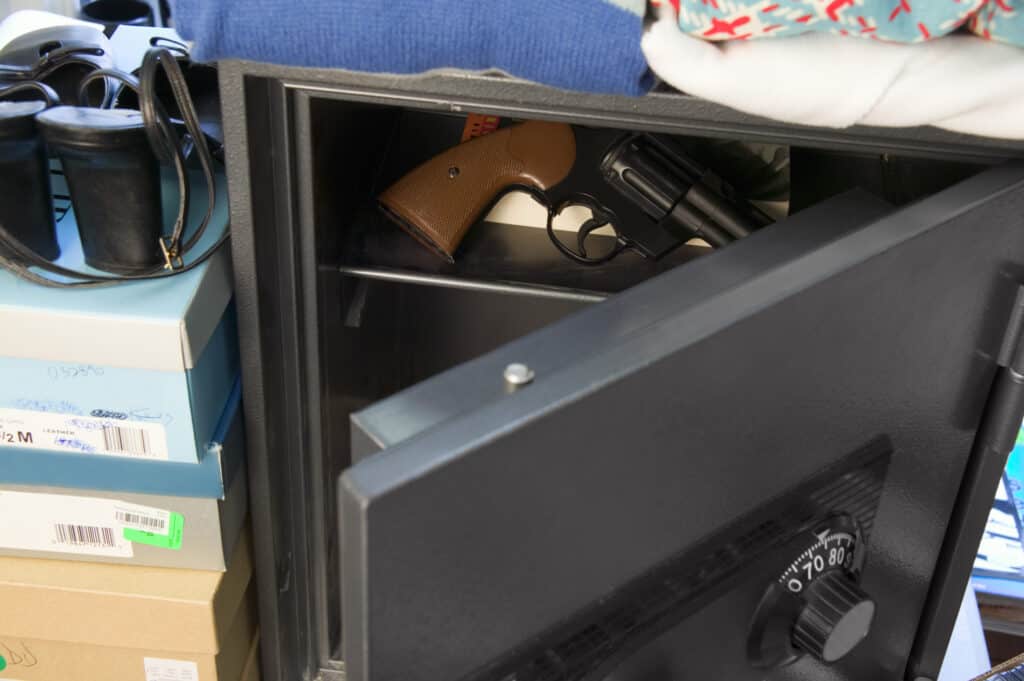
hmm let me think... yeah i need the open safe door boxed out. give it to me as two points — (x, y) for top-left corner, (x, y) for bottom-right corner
(339, 164), (1024, 681)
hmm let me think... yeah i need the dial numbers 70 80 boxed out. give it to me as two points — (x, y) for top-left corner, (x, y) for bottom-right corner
(779, 532), (856, 594)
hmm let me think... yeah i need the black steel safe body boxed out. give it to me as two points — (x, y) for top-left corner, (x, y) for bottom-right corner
(216, 61), (1024, 681)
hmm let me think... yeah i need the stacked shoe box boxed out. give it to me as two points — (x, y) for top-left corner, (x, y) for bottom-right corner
(0, 174), (256, 680)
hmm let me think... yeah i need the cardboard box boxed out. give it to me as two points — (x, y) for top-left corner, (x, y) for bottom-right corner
(0, 530), (254, 681)
(0, 384), (245, 569)
(0, 173), (236, 465)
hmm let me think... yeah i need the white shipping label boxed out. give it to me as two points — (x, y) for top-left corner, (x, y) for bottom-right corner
(113, 502), (172, 535)
(144, 657), (199, 681)
(0, 407), (168, 460)
(0, 491), (136, 558)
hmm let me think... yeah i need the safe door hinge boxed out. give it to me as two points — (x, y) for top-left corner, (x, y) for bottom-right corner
(906, 285), (1024, 679)
(986, 285), (1024, 454)
(997, 286), (1024, 372)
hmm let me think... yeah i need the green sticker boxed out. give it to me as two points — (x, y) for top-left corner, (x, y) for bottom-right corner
(124, 512), (184, 550)
(0, 654), (7, 671)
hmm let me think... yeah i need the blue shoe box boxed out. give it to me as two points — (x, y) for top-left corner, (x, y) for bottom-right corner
(0, 378), (244, 499)
(0, 173), (236, 465)
(0, 380), (247, 569)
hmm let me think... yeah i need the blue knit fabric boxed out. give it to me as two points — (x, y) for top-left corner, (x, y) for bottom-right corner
(169, 0), (652, 95)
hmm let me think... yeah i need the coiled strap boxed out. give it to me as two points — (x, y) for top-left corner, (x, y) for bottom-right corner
(0, 47), (227, 288)
(0, 81), (60, 107)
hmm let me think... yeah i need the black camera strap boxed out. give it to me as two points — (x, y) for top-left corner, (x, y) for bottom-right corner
(0, 47), (227, 288)
(0, 81), (60, 107)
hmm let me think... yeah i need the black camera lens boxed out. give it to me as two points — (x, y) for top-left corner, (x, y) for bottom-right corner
(37, 106), (163, 273)
(80, 0), (156, 37)
(0, 101), (60, 261)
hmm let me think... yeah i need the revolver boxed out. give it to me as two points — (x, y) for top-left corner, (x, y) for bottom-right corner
(379, 120), (763, 264)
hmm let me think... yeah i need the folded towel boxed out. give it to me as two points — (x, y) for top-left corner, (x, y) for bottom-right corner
(643, 8), (1024, 140)
(169, 0), (652, 96)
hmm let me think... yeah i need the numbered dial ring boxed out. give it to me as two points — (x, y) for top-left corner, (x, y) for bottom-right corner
(780, 530), (856, 595)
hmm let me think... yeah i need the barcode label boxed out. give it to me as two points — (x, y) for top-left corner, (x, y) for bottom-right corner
(0, 407), (168, 460)
(113, 503), (171, 536)
(54, 523), (117, 548)
(103, 425), (152, 457)
(0, 491), (133, 557)
(115, 511), (166, 531)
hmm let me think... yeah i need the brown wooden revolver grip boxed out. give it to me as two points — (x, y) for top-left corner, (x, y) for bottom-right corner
(378, 120), (576, 261)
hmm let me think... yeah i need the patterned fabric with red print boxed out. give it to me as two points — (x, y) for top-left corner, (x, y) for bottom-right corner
(670, 0), (1024, 47)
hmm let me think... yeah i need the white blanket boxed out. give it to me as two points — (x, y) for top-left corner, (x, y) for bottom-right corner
(642, 11), (1024, 140)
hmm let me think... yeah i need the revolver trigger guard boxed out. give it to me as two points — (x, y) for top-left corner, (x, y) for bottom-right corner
(544, 195), (628, 266)
(548, 196), (579, 221)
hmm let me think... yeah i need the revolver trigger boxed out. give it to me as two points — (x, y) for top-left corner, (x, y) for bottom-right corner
(577, 217), (609, 258)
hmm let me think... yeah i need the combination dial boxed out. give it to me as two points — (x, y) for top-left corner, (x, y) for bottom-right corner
(748, 515), (875, 669)
(778, 528), (856, 595)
